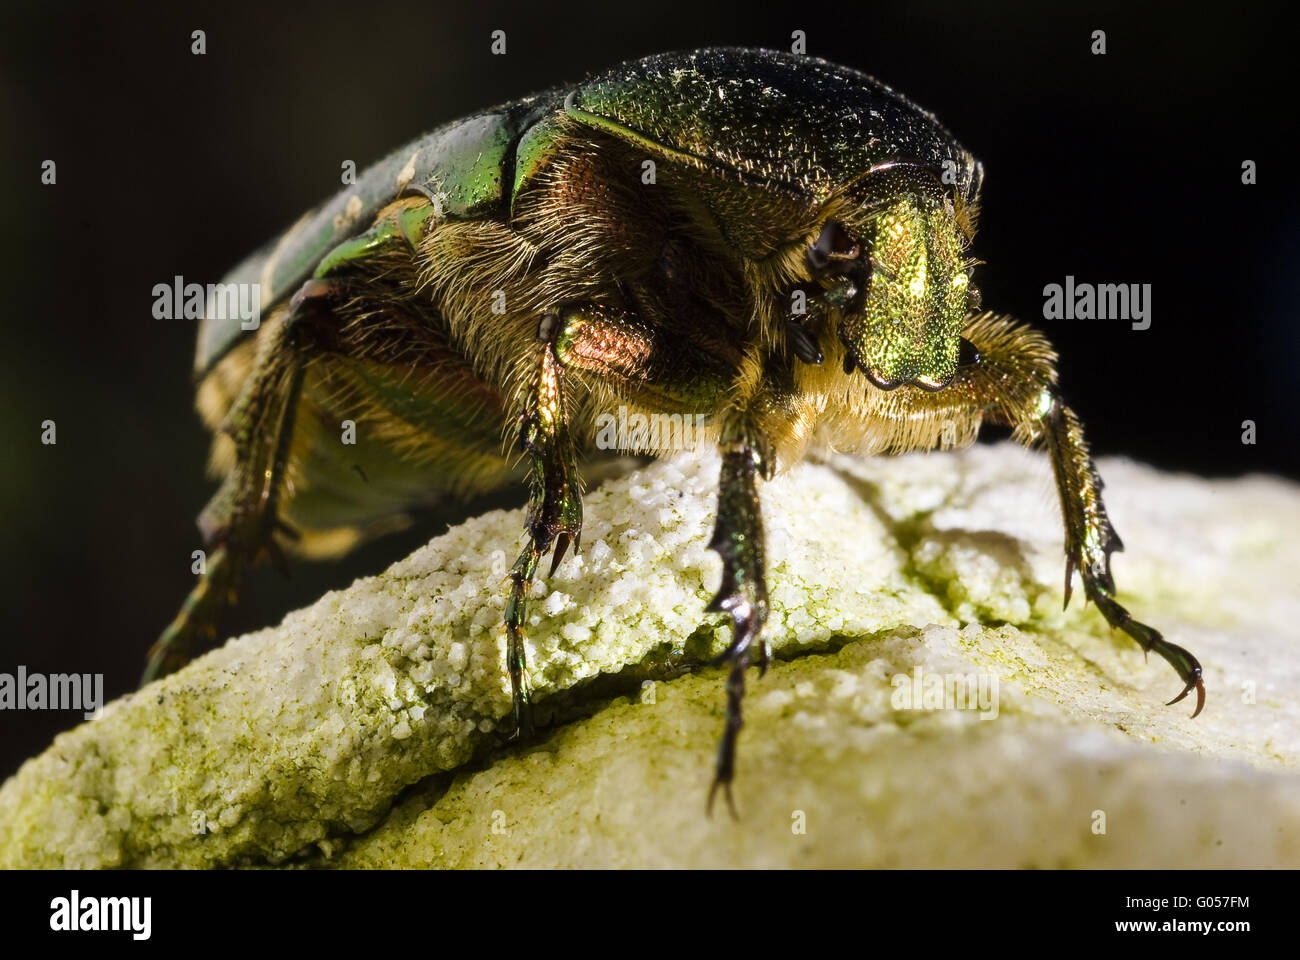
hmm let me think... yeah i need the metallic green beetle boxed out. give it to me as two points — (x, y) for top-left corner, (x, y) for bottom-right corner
(150, 48), (1204, 814)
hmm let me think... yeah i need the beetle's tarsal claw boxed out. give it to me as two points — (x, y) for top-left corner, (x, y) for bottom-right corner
(707, 774), (739, 821)
(506, 681), (534, 741)
(549, 531), (572, 577)
(1150, 633), (1206, 718)
(1083, 589), (1208, 719)
(708, 642), (749, 820)
(1166, 670), (1206, 718)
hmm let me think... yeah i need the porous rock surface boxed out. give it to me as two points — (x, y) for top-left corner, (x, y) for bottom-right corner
(1, 444), (1297, 868)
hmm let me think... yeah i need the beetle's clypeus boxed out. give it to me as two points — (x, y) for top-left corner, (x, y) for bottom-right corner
(148, 48), (1204, 815)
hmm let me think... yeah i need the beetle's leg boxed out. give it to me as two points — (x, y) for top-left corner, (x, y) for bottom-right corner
(705, 429), (770, 819)
(542, 302), (780, 813)
(501, 301), (736, 736)
(144, 545), (242, 682)
(504, 309), (583, 738)
(142, 283), (329, 685)
(867, 313), (1204, 715)
(1035, 394), (1204, 716)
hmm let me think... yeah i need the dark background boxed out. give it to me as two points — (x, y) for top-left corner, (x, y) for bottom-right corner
(1, 0), (1293, 779)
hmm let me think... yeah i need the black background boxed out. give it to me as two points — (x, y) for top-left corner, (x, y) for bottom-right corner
(1, 0), (1294, 780)
(0, 867), (1281, 941)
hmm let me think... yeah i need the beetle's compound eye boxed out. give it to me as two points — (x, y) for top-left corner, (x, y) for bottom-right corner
(957, 337), (981, 368)
(806, 220), (860, 275)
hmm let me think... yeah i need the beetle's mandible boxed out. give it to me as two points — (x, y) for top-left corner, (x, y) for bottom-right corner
(147, 48), (1205, 816)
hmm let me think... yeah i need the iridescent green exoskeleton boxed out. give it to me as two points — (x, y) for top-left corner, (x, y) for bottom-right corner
(149, 48), (1204, 816)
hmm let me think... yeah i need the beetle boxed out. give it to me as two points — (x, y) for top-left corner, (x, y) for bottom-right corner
(148, 47), (1204, 815)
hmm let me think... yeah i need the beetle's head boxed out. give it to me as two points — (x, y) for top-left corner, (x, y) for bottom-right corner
(807, 163), (980, 391)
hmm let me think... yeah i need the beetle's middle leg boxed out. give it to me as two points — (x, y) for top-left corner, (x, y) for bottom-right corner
(504, 309), (583, 737)
(501, 300), (737, 737)
(705, 426), (770, 819)
(701, 369), (797, 818)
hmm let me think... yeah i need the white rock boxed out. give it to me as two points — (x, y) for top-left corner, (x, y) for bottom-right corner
(0, 445), (1297, 868)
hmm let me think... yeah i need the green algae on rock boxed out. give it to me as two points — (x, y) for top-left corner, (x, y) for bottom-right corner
(1, 445), (1298, 868)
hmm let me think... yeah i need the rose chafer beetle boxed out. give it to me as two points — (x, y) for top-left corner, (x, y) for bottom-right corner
(149, 48), (1204, 815)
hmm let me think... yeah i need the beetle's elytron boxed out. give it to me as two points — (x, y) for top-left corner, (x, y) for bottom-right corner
(148, 48), (1204, 814)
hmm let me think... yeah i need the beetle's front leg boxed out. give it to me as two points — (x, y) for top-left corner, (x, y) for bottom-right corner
(504, 309), (583, 738)
(951, 315), (1204, 715)
(1035, 393), (1204, 715)
(705, 432), (770, 819)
